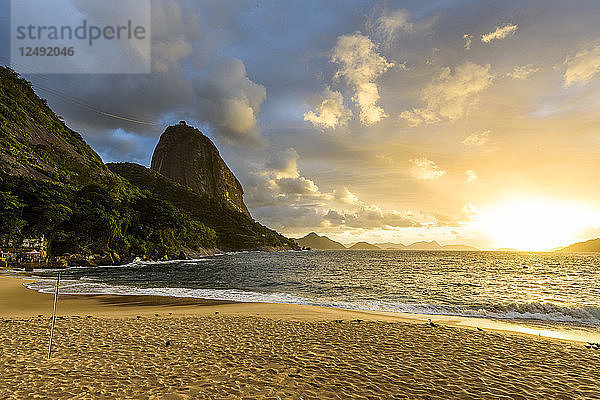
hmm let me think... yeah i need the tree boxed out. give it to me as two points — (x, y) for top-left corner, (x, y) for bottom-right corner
(0, 191), (26, 246)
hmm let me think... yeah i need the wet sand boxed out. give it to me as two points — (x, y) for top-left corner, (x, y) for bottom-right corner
(1, 276), (600, 399)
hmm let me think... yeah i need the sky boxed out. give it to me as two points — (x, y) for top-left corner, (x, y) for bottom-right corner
(3, 0), (600, 250)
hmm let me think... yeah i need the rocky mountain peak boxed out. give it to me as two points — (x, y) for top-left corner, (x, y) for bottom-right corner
(150, 123), (250, 216)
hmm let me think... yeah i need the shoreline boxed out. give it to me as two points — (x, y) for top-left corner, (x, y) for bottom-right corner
(2, 274), (599, 344)
(2, 275), (600, 398)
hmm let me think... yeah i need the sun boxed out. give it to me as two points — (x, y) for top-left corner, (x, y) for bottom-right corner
(474, 196), (600, 251)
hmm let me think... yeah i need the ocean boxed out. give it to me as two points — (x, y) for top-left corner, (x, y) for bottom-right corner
(17, 250), (600, 337)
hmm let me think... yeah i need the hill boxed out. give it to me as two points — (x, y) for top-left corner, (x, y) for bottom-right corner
(376, 241), (479, 251)
(495, 248), (523, 252)
(294, 232), (346, 250)
(442, 244), (479, 251)
(0, 67), (297, 262)
(406, 241), (443, 250)
(108, 162), (296, 251)
(376, 242), (408, 250)
(557, 238), (600, 253)
(0, 67), (112, 186)
(348, 241), (381, 250)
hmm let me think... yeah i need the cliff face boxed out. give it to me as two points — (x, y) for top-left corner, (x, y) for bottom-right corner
(151, 123), (250, 216)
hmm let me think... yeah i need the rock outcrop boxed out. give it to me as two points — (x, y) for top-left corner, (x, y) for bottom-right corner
(151, 122), (250, 216)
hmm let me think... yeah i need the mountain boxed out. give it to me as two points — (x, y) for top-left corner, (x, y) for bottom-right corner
(442, 244), (479, 251)
(405, 241), (443, 250)
(0, 67), (111, 186)
(151, 122), (250, 216)
(376, 242), (408, 250)
(109, 162), (296, 251)
(348, 241), (381, 250)
(376, 241), (479, 251)
(0, 67), (297, 261)
(294, 232), (346, 250)
(557, 238), (600, 253)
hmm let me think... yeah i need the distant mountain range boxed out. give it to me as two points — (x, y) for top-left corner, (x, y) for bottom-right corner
(295, 232), (600, 253)
(556, 238), (600, 253)
(293, 232), (346, 250)
(348, 241), (381, 250)
(375, 240), (478, 251)
(294, 233), (479, 251)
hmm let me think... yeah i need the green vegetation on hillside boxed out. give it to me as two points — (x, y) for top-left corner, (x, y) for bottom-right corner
(0, 174), (217, 259)
(107, 162), (297, 251)
(0, 67), (110, 186)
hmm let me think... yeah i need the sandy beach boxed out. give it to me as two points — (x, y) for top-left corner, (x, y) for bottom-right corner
(1, 276), (600, 399)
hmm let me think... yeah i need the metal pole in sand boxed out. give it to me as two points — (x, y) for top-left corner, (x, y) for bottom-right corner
(47, 272), (61, 359)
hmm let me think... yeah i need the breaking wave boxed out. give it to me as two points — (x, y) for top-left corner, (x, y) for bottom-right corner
(23, 279), (600, 326)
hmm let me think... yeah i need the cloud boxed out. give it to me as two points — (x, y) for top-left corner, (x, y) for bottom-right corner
(462, 202), (480, 217)
(265, 148), (300, 179)
(367, 9), (414, 45)
(304, 87), (352, 130)
(247, 173), (324, 208)
(86, 128), (157, 164)
(399, 108), (440, 126)
(194, 58), (267, 146)
(325, 205), (421, 229)
(242, 148), (326, 208)
(332, 187), (359, 204)
(151, 0), (202, 41)
(507, 64), (540, 80)
(563, 44), (600, 86)
(400, 62), (493, 126)
(481, 24), (518, 43)
(463, 130), (490, 146)
(152, 38), (193, 73)
(253, 206), (324, 230)
(242, 149), (422, 233)
(430, 213), (467, 227)
(410, 157), (446, 180)
(331, 33), (394, 125)
(463, 34), (473, 50)
(34, 0), (203, 136)
(150, 0), (202, 72)
(465, 169), (478, 183)
(32, 3), (268, 148)
(272, 177), (321, 196)
(375, 153), (395, 165)
(323, 210), (346, 224)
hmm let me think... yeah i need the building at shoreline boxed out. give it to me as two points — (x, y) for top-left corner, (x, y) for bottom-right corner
(0, 235), (47, 266)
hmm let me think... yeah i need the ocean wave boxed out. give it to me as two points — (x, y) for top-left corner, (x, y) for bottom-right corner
(341, 301), (600, 325)
(23, 279), (313, 305)
(21, 278), (600, 326)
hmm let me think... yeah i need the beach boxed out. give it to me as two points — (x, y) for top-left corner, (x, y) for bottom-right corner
(1, 276), (600, 399)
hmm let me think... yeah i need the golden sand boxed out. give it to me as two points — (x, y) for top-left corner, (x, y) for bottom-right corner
(1, 276), (599, 399)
